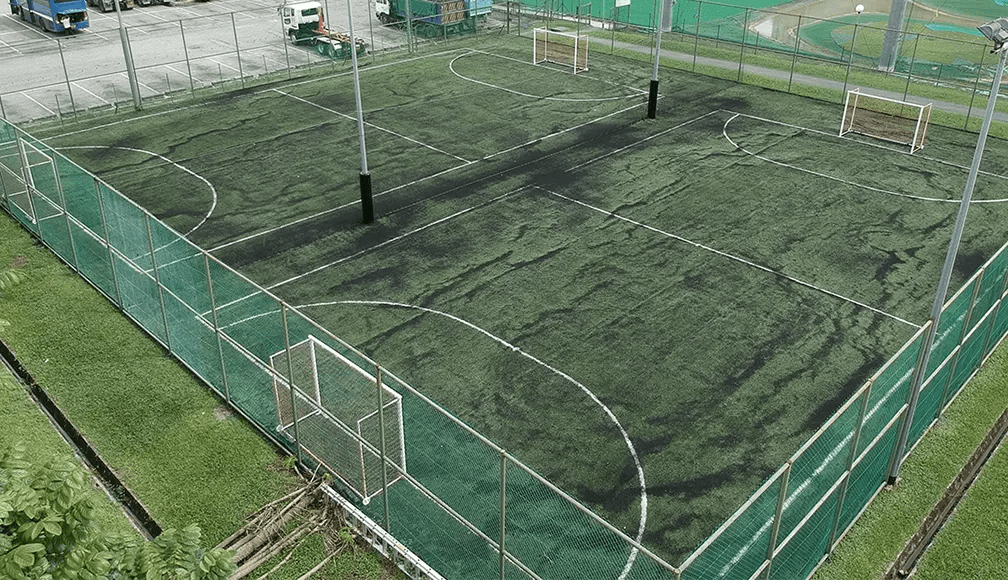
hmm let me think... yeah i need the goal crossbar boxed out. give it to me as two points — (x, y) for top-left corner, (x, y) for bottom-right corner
(533, 28), (588, 73)
(840, 89), (932, 153)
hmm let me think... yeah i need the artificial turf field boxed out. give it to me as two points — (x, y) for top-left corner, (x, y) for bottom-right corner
(25, 33), (1008, 566)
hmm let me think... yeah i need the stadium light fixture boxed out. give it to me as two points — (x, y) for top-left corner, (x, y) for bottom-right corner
(841, 4), (864, 98)
(888, 17), (1008, 484)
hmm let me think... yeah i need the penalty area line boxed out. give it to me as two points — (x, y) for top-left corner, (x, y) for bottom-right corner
(535, 185), (919, 329)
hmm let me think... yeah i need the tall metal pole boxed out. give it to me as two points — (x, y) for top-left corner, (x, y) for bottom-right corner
(879, 0), (909, 72)
(347, 0), (374, 223)
(114, 0), (142, 110)
(888, 43), (1008, 484)
(647, 0), (670, 118)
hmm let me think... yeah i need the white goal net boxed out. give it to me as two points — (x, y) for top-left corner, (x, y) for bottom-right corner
(271, 336), (406, 503)
(533, 28), (588, 73)
(840, 89), (932, 153)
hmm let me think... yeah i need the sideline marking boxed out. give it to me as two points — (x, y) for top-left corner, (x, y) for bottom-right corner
(273, 89), (471, 163)
(537, 185), (920, 328)
(22, 93), (55, 116)
(449, 51), (638, 102)
(567, 109), (721, 172)
(71, 82), (111, 105)
(723, 113), (1008, 203)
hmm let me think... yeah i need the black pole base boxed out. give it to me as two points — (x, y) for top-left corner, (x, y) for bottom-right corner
(360, 172), (374, 224)
(646, 79), (659, 119)
(886, 475), (900, 488)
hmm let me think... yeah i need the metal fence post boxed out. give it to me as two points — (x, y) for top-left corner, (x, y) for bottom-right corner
(280, 304), (303, 465)
(966, 48), (986, 130)
(0, 93), (6, 120)
(693, 1), (700, 71)
(123, 27), (142, 110)
(499, 451), (508, 580)
(827, 381), (872, 551)
(935, 268), (985, 417)
(789, 15), (801, 93)
(51, 157), (80, 273)
(903, 33), (919, 102)
(763, 461), (791, 580)
(204, 254), (230, 404)
(232, 13), (245, 88)
(376, 364), (390, 531)
(282, 27), (292, 78)
(144, 214), (172, 350)
(180, 20), (195, 95)
(57, 39), (77, 118)
(93, 179), (122, 306)
(737, 9), (748, 82)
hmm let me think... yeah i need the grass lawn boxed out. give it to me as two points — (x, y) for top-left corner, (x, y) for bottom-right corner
(913, 432), (1008, 579)
(0, 358), (138, 539)
(0, 210), (402, 578)
(811, 343), (1008, 580)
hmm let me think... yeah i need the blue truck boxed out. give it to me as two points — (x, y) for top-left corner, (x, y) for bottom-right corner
(10, 0), (89, 32)
(375, 0), (491, 37)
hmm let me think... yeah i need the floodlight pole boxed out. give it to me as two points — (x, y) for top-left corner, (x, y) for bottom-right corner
(347, 0), (374, 224)
(843, 5), (864, 99)
(647, 0), (672, 118)
(114, 0), (141, 110)
(887, 37), (1008, 484)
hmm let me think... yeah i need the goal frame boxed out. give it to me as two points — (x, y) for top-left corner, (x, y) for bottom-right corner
(270, 336), (406, 503)
(840, 89), (932, 153)
(533, 28), (589, 74)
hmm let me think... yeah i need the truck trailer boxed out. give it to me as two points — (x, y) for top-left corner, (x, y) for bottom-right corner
(279, 1), (367, 59)
(10, 0), (88, 32)
(86, 0), (133, 13)
(375, 0), (490, 37)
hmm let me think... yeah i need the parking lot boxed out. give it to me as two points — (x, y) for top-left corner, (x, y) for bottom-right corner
(0, 0), (409, 123)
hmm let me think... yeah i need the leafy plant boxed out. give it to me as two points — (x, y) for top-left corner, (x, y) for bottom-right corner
(0, 443), (236, 580)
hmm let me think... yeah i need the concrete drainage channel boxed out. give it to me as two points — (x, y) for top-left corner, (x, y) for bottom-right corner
(0, 337), (162, 540)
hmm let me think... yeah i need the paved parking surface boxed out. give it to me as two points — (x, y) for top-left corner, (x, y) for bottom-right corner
(1, 0), (408, 123)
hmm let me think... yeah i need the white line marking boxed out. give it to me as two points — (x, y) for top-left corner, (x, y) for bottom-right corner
(273, 89), (471, 163)
(2, 13), (55, 41)
(59, 145), (217, 236)
(209, 58), (241, 73)
(723, 113), (1008, 204)
(71, 82), (111, 105)
(22, 93), (55, 116)
(0, 37), (23, 54)
(567, 110), (721, 172)
(121, 73), (156, 94)
(449, 51), (637, 102)
(308, 299), (648, 580)
(165, 64), (208, 87)
(470, 48), (649, 95)
(265, 188), (519, 291)
(537, 186), (920, 328)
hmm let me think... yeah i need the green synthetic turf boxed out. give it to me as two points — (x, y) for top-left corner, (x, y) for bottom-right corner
(30, 32), (1008, 565)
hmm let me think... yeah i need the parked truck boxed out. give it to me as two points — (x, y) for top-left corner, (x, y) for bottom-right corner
(279, 1), (367, 59)
(86, 0), (132, 13)
(10, 0), (88, 32)
(375, 0), (490, 37)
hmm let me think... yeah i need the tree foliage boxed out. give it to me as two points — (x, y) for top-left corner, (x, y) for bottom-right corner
(0, 443), (235, 580)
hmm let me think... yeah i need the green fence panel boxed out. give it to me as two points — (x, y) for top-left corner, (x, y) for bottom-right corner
(218, 335), (284, 433)
(209, 264), (286, 366)
(856, 333), (921, 457)
(973, 258), (1008, 328)
(66, 219), (117, 300)
(994, 299), (1008, 349)
(504, 460), (642, 580)
(926, 278), (974, 377)
(52, 155), (103, 235)
(835, 420), (898, 539)
(767, 486), (839, 580)
(679, 473), (780, 580)
(946, 315), (993, 404)
(27, 187), (74, 266)
(111, 251), (169, 344)
(778, 399), (860, 541)
(161, 286), (226, 392)
(99, 182), (154, 270)
(907, 357), (952, 449)
(147, 218), (212, 315)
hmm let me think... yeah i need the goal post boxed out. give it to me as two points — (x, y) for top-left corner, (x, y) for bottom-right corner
(270, 336), (406, 503)
(840, 89), (932, 153)
(533, 28), (589, 73)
